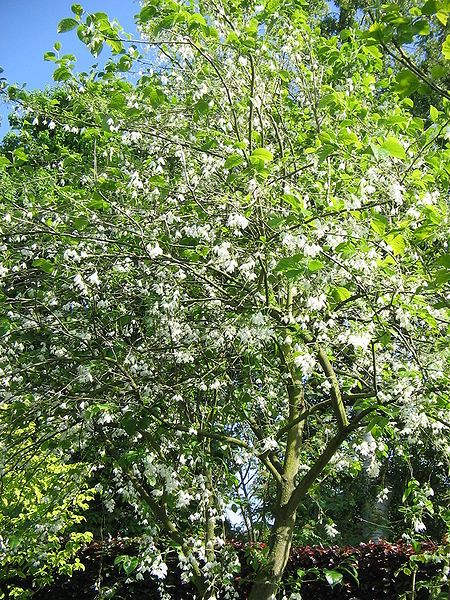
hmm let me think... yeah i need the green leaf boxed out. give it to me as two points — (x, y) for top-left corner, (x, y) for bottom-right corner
(370, 214), (388, 235)
(154, 12), (185, 34)
(194, 98), (210, 115)
(108, 38), (124, 54)
(71, 4), (84, 16)
(138, 5), (157, 22)
(421, 0), (437, 15)
(148, 175), (168, 188)
(13, 148), (28, 162)
(53, 66), (72, 81)
(73, 216), (89, 231)
(338, 128), (360, 147)
(57, 18), (78, 33)
(436, 253), (450, 268)
(44, 51), (57, 62)
(114, 555), (139, 575)
(413, 224), (436, 241)
(317, 143), (336, 161)
(121, 412), (138, 436)
(386, 233), (406, 255)
(380, 136), (407, 160)
(0, 156), (11, 168)
(224, 154), (244, 169)
(336, 241), (356, 258)
(430, 105), (439, 122)
(307, 260), (324, 272)
(250, 147), (274, 162)
(413, 18), (430, 35)
(443, 34), (450, 58)
(433, 269), (450, 286)
(32, 259), (55, 274)
(431, 64), (446, 80)
(438, 9), (450, 25)
(92, 12), (109, 23)
(124, 556), (139, 575)
(117, 55), (132, 71)
(88, 197), (110, 210)
(0, 318), (10, 336)
(274, 254), (301, 272)
(109, 92), (126, 110)
(395, 69), (420, 96)
(324, 569), (343, 588)
(279, 70), (291, 82)
(188, 12), (207, 28)
(331, 286), (352, 302)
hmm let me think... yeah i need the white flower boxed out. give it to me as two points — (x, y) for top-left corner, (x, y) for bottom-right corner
(325, 522), (339, 538)
(390, 181), (404, 205)
(262, 438), (278, 452)
(177, 491), (192, 508)
(150, 556), (168, 580)
(348, 332), (371, 350)
(367, 457), (380, 478)
(48, 120), (56, 130)
(376, 487), (390, 505)
(98, 412), (113, 424)
(73, 273), (88, 294)
(412, 518), (427, 533)
(63, 248), (81, 262)
(87, 271), (101, 286)
(293, 352), (315, 375)
(359, 433), (377, 457)
(303, 243), (322, 257)
(146, 242), (163, 258)
(252, 312), (265, 326)
(54, 347), (68, 358)
(227, 213), (249, 230)
(306, 294), (326, 310)
(77, 364), (93, 383)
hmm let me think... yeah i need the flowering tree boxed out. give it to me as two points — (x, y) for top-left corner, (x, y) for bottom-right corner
(1, 0), (450, 598)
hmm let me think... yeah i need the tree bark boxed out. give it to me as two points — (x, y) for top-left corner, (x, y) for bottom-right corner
(248, 504), (297, 600)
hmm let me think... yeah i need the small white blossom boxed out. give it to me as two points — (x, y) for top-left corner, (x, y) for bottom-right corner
(252, 312), (266, 326)
(227, 213), (249, 230)
(87, 271), (101, 286)
(306, 294), (326, 310)
(348, 332), (371, 350)
(412, 518), (427, 533)
(73, 273), (88, 294)
(146, 242), (163, 258)
(325, 522), (339, 538)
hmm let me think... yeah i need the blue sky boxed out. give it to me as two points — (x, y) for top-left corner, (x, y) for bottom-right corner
(0, 0), (139, 138)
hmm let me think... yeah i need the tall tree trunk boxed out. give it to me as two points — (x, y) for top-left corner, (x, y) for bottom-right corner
(248, 343), (352, 599)
(249, 349), (304, 600)
(248, 503), (297, 600)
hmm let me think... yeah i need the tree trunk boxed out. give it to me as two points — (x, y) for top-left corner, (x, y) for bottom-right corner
(249, 505), (297, 600)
